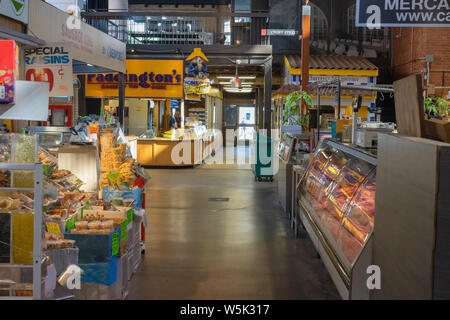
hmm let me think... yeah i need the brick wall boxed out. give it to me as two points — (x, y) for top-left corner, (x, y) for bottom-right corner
(392, 27), (450, 99)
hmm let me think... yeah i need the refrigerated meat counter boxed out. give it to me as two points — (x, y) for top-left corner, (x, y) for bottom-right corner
(297, 139), (377, 300)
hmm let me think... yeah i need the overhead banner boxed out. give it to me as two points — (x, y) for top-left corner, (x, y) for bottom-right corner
(85, 59), (184, 99)
(356, 0), (450, 27)
(0, 0), (28, 24)
(24, 43), (74, 97)
(28, 0), (126, 73)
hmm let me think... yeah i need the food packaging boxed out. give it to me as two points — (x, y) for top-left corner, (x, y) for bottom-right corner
(75, 221), (88, 230)
(100, 220), (114, 230)
(88, 221), (101, 230)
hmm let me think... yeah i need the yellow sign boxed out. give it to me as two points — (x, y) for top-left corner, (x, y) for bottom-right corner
(46, 222), (62, 235)
(85, 59), (184, 98)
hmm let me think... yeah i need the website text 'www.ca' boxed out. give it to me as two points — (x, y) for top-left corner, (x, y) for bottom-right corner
(396, 11), (450, 22)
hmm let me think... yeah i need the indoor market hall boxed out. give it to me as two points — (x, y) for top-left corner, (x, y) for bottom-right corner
(128, 147), (339, 299)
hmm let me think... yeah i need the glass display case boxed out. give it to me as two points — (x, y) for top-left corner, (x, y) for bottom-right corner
(298, 139), (377, 299)
(26, 127), (75, 147)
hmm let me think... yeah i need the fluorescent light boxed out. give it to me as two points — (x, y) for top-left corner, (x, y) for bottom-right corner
(224, 88), (253, 93)
(87, 64), (93, 67)
(219, 82), (232, 85)
(217, 76), (257, 80)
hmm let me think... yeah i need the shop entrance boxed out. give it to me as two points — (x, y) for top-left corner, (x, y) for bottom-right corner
(223, 104), (256, 146)
(238, 106), (256, 143)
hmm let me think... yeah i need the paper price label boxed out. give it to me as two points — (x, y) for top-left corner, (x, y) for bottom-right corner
(46, 222), (61, 235)
(111, 232), (119, 256)
(121, 221), (128, 242)
(126, 209), (133, 223)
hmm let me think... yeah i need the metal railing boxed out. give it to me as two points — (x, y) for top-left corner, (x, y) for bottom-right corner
(81, 10), (270, 46)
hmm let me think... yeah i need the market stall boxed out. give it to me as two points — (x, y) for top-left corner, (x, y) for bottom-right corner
(0, 129), (149, 300)
(128, 124), (222, 167)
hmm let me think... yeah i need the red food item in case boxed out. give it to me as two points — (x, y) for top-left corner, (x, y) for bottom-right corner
(337, 224), (363, 265)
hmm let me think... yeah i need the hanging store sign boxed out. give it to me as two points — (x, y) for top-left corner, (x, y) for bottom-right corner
(85, 59), (184, 99)
(184, 78), (212, 95)
(356, 0), (450, 27)
(24, 43), (74, 97)
(261, 29), (298, 36)
(0, 40), (18, 104)
(184, 48), (211, 96)
(0, 0), (28, 24)
(28, 0), (126, 73)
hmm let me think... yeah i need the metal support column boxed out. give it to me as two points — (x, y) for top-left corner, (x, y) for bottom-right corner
(316, 87), (321, 148)
(337, 76), (341, 119)
(33, 164), (43, 300)
(264, 57), (273, 137)
(118, 72), (126, 131)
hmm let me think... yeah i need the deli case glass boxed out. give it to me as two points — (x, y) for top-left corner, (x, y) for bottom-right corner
(297, 139), (377, 300)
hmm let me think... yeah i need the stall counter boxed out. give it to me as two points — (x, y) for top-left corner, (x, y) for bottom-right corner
(127, 130), (222, 167)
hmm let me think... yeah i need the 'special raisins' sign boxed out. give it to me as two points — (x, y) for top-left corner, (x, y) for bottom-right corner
(356, 0), (450, 28)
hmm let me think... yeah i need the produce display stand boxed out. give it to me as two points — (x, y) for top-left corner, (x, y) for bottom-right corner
(0, 126), (149, 300)
(0, 163), (44, 300)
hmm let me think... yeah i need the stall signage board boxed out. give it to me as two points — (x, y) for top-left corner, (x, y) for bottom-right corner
(0, 40), (18, 104)
(85, 59), (184, 99)
(28, 0), (126, 73)
(0, 0), (28, 24)
(356, 0), (450, 27)
(24, 43), (74, 97)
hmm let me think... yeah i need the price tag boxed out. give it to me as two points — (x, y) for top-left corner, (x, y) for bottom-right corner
(46, 222), (61, 235)
(120, 221), (128, 242)
(111, 232), (119, 256)
(126, 209), (133, 224)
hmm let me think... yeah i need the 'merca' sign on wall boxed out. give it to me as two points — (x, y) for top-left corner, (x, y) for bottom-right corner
(356, 0), (450, 27)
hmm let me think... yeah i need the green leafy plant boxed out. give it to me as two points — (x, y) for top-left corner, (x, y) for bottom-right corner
(424, 97), (449, 119)
(282, 90), (314, 127)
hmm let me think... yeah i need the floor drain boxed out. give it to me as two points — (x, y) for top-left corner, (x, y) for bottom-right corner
(208, 198), (230, 202)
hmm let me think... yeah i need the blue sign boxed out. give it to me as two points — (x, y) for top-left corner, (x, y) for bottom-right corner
(356, 0), (450, 27)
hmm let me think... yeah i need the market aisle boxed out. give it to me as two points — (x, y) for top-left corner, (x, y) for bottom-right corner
(128, 166), (340, 300)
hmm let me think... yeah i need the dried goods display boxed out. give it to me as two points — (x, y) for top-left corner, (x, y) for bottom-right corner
(11, 134), (38, 188)
(99, 130), (149, 190)
(0, 134), (12, 163)
(299, 141), (377, 267)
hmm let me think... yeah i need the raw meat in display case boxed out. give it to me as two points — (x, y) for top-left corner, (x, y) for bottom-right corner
(345, 172), (376, 240)
(336, 219), (364, 265)
(303, 147), (347, 212)
(327, 159), (374, 216)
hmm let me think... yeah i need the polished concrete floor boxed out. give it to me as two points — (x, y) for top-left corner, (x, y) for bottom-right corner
(128, 151), (340, 300)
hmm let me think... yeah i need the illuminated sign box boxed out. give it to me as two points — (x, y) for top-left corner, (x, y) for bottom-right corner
(85, 59), (184, 99)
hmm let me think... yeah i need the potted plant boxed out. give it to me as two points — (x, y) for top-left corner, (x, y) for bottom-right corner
(282, 90), (314, 132)
(424, 97), (450, 121)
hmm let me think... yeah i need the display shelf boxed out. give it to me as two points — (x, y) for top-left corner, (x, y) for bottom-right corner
(0, 163), (44, 300)
(297, 139), (377, 300)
